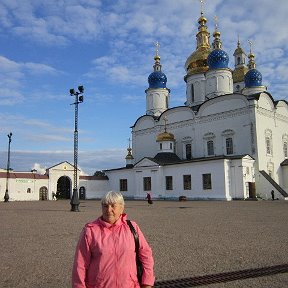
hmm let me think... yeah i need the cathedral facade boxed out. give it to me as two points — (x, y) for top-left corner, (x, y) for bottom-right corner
(105, 10), (288, 201)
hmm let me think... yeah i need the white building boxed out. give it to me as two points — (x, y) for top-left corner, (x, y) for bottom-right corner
(1, 9), (288, 202)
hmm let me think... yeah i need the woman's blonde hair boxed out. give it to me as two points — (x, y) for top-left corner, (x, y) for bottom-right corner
(101, 191), (125, 206)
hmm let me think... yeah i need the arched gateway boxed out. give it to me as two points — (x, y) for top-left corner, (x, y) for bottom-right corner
(57, 176), (71, 199)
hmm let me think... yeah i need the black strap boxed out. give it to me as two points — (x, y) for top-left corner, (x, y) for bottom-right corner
(127, 220), (142, 283)
(127, 220), (140, 253)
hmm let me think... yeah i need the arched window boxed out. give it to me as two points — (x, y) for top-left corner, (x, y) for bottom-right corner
(222, 129), (235, 155)
(226, 137), (233, 155)
(203, 132), (216, 156)
(207, 140), (214, 156)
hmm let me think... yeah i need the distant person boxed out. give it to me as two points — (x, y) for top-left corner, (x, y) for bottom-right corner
(271, 190), (275, 200)
(52, 192), (57, 201)
(72, 191), (155, 288)
(146, 192), (153, 204)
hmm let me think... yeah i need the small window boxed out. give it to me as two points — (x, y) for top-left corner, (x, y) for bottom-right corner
(160, 143), (162, 150)
(27, 188), (31, 193)
(284, 142), (288, 158)
(170, 143), (173, 149)
(202, 174), (212, 190)
(191, 84), (195, 102)
(166, 176), (173, 190)
(119, 179), (128, 191)
(183, 175), (191, 190)
(207, 140), (214, 156)
(143, 177), (151, 191)
(226, 137), (233, 155)
(237, 57), (241, 65)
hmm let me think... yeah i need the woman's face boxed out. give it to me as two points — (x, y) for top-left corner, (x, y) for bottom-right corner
(102, 202), (124, 224)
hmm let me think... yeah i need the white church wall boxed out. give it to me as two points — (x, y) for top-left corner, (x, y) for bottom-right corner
(133, 116), (155, 130)
(194, 110), (253, 158)
(132, 130), (158, 162)
(162, 106), (195, 123)
(185, 74), (206, 106)
(2, 177), (48, 201)
(79, 179), (109, 199)
(256, 172), (286, 200)
(146, 89), (169, 116)
(282, 166), (288, 192)
(205, 70), (233, 98)
(198, 94), (249, 117)
(105, 169), (136, 199)
(275, 100), (288, 116)
(225, 157), (255, 200)
(254, 95), (288, 187)
(161, 160), (227, 200)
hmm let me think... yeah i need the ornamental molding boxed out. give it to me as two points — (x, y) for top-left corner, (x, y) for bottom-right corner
(133, 108), (252, 136)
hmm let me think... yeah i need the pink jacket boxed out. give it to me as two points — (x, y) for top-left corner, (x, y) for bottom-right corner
(72, 213), (155, 288)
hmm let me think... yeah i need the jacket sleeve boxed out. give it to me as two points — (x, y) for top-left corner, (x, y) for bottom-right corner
(72, 226), (92, 288)
(133, 222), (155, 286)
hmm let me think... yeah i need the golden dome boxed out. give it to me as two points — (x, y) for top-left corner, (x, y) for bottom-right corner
(185, 46), (211, 76)
(156, 131), (175, 142)
(184, 12), (211, 77)
(125, 147), (134, 160)
(232, 66), (249, 83)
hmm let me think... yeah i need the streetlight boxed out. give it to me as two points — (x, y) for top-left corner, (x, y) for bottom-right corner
(4, 132), (12, 202)
(70, 86), (84, 212)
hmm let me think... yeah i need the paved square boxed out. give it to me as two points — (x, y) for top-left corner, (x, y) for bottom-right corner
(1, 200), (288, 287)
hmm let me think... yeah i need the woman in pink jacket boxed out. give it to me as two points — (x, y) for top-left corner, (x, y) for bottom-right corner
(72, 191), (155, 288)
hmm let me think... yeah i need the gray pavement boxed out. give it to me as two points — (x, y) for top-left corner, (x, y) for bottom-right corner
(0, 199), (288, 288)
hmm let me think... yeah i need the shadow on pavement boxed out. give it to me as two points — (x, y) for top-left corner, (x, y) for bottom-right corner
(154, 263), (288, 287)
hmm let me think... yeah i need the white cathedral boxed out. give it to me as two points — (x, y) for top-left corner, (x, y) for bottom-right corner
(1, 9), (288, 202)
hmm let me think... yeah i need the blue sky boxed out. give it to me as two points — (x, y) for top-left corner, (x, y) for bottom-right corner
(0, 0), (287, 175)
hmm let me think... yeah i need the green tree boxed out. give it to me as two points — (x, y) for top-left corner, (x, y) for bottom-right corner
(93, 170), (106, 177)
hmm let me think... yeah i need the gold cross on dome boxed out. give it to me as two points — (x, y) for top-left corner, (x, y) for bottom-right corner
(155, 41), (160, 56)
(214, 15), (218, 30)
(163, 116), (168, 132)
(199, 0), (205, 15)
(248, 40), (253, 54)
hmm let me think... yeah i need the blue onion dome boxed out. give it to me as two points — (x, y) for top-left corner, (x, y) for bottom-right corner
(244, 69), (262, 87)
(148, 70), (167, 88)
(207, 48), (229, 69)
(245, 52), (262, 87)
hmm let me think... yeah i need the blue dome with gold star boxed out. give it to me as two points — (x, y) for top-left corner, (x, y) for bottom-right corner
(148, 71), (167, 89)
(207, 49), (229, 69)
(244, 69), (262, 87)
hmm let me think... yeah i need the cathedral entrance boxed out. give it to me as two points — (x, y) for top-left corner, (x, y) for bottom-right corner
(39, 186), (48, 200)
(248, 182), (256, 199)
(57, 176), (71, 199)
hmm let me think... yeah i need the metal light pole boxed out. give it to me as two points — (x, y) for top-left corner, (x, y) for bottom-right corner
(70, 86), (84, 212)
(4, 132), (12, 202)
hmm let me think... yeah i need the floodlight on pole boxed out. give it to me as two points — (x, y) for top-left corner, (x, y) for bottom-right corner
(69, 86), (84, 212)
